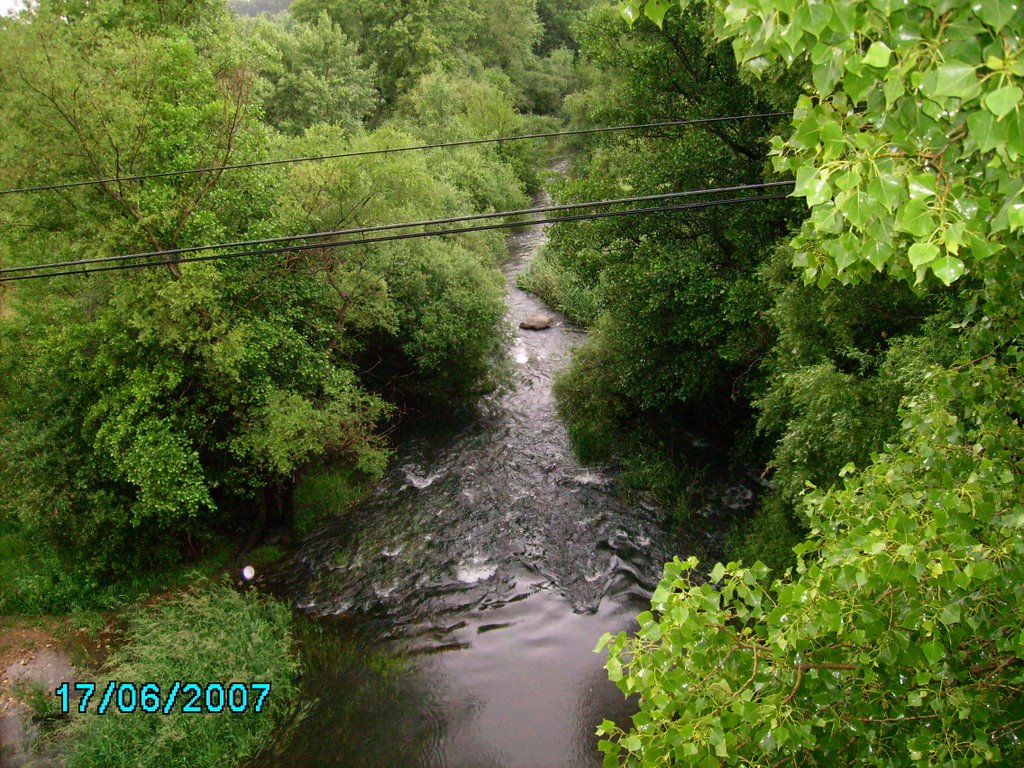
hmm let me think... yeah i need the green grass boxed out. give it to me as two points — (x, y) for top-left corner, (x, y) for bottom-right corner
(0, 463), (368, 617)
(516, 251), (563, 308)
(66, 581), (300, 768)
(15, 677), (66, 722)
(294, 464), (371, 533)
(517, 246), (602, 326)
(247, 543), (285, 567)
(0, 521), (230, 616)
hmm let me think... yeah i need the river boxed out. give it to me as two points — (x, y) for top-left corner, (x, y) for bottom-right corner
(260, 166), (689, 768)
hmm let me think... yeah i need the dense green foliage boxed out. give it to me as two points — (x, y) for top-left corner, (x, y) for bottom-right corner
(594, 0), (1024, 765)
(290, 0), (538, 100)
(67, 583), (299, 768)
(0, 0), (560, 582)
(230, 0), (291, 15)
(0, 525), (231, 614)
(522, 2), (800, 490)
(290, 0), (578, 113)
(246, 12), (380, 134)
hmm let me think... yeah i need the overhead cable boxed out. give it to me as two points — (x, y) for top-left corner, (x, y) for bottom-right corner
(0, 180), (794, 277)
(0, 111), (789, 196)
(0, 192), (793, 283)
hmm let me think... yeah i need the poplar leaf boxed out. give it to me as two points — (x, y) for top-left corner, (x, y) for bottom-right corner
(620, 0), (641, 25)
(931, 62), (981, 100)
(908, 242), (939, 268)
(983, 85), (1023, 119)
(862, 41), (891, 69)
(644, 0), (671, 28)
(972, 0), (1022, 31)
(930, 255), (966, 285)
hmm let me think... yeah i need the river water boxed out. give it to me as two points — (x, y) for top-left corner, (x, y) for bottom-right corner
(262, 169), (687, 768)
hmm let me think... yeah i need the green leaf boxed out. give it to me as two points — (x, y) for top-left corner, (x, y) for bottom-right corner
(972, 0), (1022, 31)
(1008, 202), (1024, 230)
(607, 655), (623, 681)
(907, 173), (938, 200)
(908, 242), (939, 268)
(993, 184), (1024, 231)
(795, 166), (831, 206)
(931, 255), (966, 285)
(968, 108), (1007, 152)
(620, 0), (642, 25)
(922, 640), (945, 665)
(710, 562), (726, 582)
(866, 240), (895, 270)
(863, 41), (892, 69)
(939, 602), (962, 625)
(983, 85), (1023, 119)
(710, 728), (729, 758)
(931, 62), (981, 101)
(966, 232), (1004, 260)
(884, 72), (905, 107)
(812, 45), (843, 95)
(841, 192), (881, 228)
(895, 199), (935, 238)
(722, 3), (748, 25)
(643, 0), (671, 28)
(868, 173), (903, 212)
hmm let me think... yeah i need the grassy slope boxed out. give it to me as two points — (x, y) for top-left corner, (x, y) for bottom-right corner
(66, 583), (299, 768)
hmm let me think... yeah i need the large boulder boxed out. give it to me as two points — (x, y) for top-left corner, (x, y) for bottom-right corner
(519, 313), (554, 330)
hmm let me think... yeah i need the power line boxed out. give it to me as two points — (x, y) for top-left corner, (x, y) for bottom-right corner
(0, 192), (793, 283)
(0, 111), (789, 197)
(0, 181), (794, 277)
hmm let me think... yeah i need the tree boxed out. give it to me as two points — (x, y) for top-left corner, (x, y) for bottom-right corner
(270, 122), (511, 404)
(522, 1), (798, 469)
(598, 1), (1024, 764)
(535, 0), (594, 53)
(619, 0), (1024, 291)
(246, 11), (380, 134)
(229, 0), (291, 16)
(290, 0), (543, 105)
(0, 1), (547, 598)
(0, 12), (393, 577)
(599, 357), (1024, 766)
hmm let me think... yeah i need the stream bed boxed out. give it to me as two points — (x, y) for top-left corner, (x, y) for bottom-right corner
(261, 168), (698, 768)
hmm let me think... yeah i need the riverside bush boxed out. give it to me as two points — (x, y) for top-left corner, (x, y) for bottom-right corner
(599, 0), (1024, 764)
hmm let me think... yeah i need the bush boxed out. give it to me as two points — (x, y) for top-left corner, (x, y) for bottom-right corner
(599, 362), (1024, 767)
(726, 491), (806, 576)
(552, 326), (628, 463)
(0, 521), (231, 615)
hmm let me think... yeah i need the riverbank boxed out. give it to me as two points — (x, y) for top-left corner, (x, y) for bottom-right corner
(0, 581), (300, 768)
(0, 460), (368, 767)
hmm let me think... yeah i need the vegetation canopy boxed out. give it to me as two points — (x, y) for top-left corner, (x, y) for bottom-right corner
(0, 0), (547, 581)
(596, 1), (1024, 765)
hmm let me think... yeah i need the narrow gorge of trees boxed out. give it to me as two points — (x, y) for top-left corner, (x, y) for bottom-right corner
(0, 1), (1021, 766)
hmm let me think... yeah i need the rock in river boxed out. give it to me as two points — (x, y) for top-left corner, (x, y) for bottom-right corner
(519, 313), (554, 330)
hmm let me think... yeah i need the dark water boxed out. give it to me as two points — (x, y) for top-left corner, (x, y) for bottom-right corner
(262, 167), (690, 768)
